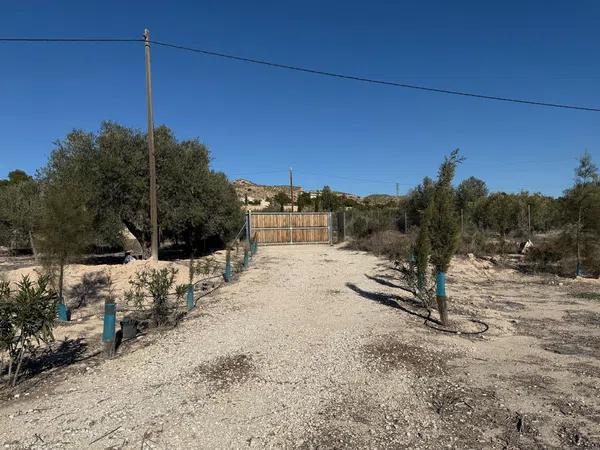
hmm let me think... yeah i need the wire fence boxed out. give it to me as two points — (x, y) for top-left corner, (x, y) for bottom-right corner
(103, 220), (257, 351)
(335, 208), (405, 241)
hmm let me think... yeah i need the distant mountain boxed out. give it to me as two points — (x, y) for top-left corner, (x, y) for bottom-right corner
(232, 179), (302, 210)
(232, 178), (364, 209)
(362, 194), (399, 205)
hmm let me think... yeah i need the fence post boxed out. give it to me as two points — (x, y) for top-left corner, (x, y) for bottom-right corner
(246, 211), (251, 245)
(186, 284), (194, 310)
(102, 301), (117, 357)
(243, 248), (249, 269)
(224, 248), (232, 282)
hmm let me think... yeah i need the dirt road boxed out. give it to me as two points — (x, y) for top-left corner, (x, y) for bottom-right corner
(1, 245), (599, 448)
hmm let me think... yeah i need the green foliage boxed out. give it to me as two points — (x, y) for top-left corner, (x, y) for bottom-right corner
(124, 268), (180, 326)
(575, 150), (599, 184)
(41, 122), (243, 256)
(271, 192), (291, 211)
(194, 256), (221, 278)
(574, 292), (600, 301)
(321, 186), (340, 211)
(0, 275), (58, 385)
(562, 151), (600, 275)
(346, 230), (412, 261)
(429, 149), (463, 272)
(35, 180), (95, 299)
(347, 208), (398, 238)
(406, 176), (435, 227)
(456, 176), (488, 229)
(0, 173), (39, 250)
(482, 193), (520, 238)
(0, 170), (32, 188)
(415, 200), (433, 286)
(297, 192), (312, 212)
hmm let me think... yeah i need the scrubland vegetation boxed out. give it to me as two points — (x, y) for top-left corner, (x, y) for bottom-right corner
(345, 150), (600, 279)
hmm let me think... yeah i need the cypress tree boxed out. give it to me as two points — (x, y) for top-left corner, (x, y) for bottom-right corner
(430, 149), (463, 325)
(415, 197), (433, 295)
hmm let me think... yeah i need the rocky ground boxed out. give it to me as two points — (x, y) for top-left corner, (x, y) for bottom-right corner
(0, 245), (599, 449)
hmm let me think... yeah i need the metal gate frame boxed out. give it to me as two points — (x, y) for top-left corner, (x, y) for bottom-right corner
(247, 211), (333, 245)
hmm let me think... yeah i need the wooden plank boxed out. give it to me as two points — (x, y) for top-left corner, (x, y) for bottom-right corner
(251, 212), (331, 244)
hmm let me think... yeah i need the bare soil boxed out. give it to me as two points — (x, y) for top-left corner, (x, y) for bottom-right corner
(0, 245), (599, 449)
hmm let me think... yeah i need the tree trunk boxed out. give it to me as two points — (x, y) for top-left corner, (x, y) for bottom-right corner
(29, 230), (38, 262)
(11, 347), (25, 386)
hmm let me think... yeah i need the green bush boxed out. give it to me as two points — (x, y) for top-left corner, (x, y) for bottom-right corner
(124, 268), (184, 326)
(346, 230), (413, 261)
(0, 275), (58, 386)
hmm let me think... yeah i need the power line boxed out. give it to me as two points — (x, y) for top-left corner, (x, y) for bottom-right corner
(149, 40), (600, 113)
(0, 37), (142, 43)
(0, 36), (599, 112)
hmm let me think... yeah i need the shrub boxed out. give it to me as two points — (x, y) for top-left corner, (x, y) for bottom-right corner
(124, 268), (184, 326)
(524, 232), (599, 276)
(0, 275), (58, 386)
(346, 230), (413, 261)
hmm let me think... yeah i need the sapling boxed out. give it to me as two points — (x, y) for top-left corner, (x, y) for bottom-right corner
(36, 182), (94, 320)
(415, 200), (433, 296)
(429, 149), (463, 325)
(125, 268), (181, 326)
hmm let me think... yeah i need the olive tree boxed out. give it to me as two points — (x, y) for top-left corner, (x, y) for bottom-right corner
(0, 171), (40, 254)
(42, 122), (243, 257)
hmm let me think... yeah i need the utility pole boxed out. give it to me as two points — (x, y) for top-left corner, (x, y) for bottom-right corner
(527, 204), (531, 239)
(144, 29), (159, 261)
(461, 209), (464, 236)
(404, 211), (408, 234)
(289, 167), (294, 212)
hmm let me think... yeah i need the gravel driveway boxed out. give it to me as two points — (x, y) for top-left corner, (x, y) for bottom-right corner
(0, 245), (440, 449)
(2, 245), (599, 449)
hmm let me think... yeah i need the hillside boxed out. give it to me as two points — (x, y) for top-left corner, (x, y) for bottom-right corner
(362, 193), (399, 205)
(233, 179), (364, 209)
(233, 179), (302, 209)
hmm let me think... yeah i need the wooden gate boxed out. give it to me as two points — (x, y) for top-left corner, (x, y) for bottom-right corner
(248, 212), (332, 245)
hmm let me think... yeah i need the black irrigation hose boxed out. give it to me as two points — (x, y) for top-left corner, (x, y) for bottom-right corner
(192, 273), (224, 287)
(423, 309), (489, 335)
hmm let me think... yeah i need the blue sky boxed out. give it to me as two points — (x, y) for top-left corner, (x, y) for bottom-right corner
(1, 1), (599, 197)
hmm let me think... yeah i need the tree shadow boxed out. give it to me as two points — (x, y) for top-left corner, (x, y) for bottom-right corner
(364, 274), (403, 289)
(345, 282), (437, 323)
(16, 338), (95, 383)
(80, 252), (128, 266)
(68, 271), (110, 309)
